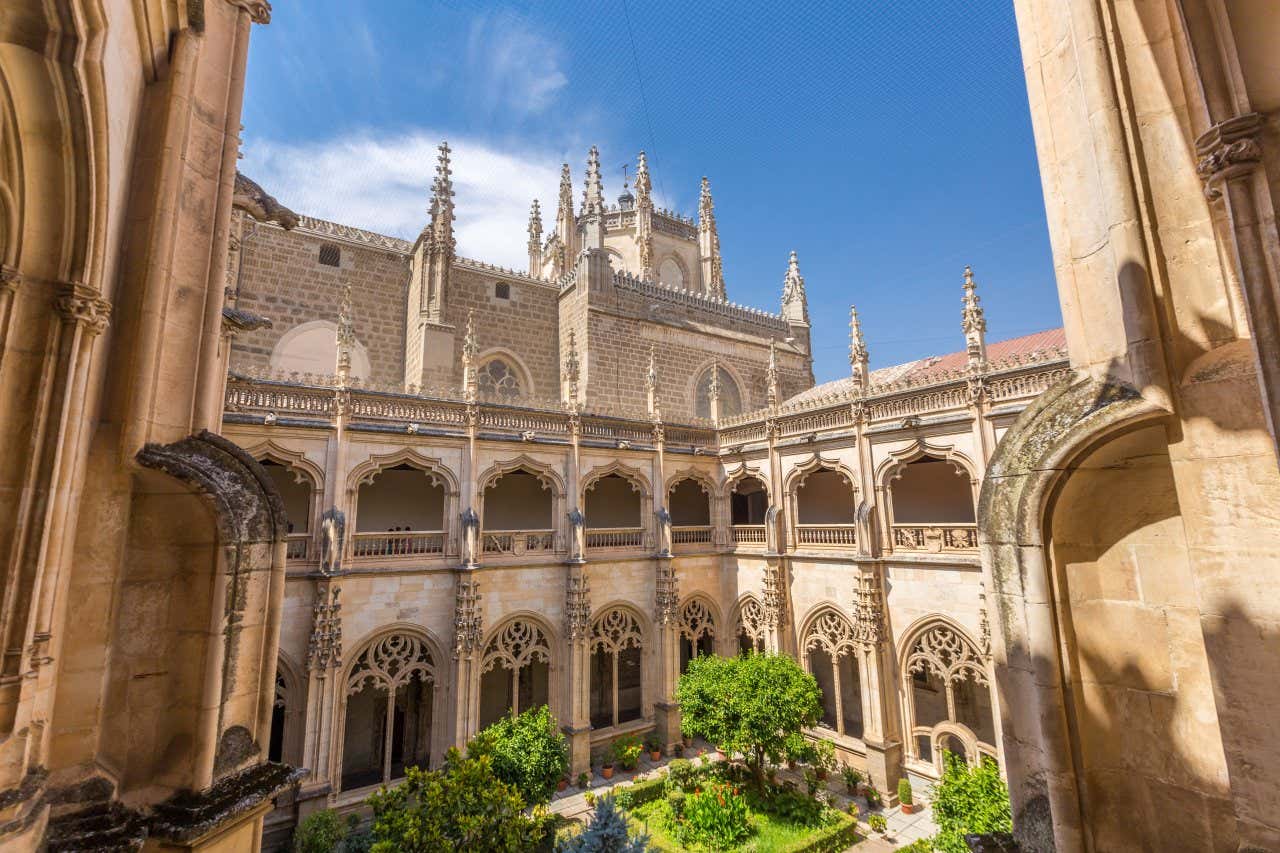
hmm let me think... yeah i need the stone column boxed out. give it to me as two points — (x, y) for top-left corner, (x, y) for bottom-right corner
(450, 574), (482, 749)
(651, 422), (681, 749)
(852, 567), (901, 800)
(562, 412), (592, 775)
(299, 583), (342, 814)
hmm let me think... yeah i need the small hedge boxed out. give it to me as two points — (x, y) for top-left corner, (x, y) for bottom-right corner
(773, 809), (860, 853)
(612, 774), (668, 810)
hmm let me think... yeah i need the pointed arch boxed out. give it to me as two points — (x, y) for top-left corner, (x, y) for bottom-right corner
(722, 461), (770, 502)
(478, 613), (557, 727)
(476, 346), (536, 402)
(783, 452), (858, 496)
(581, 459), (652, 498)
(664, 466), (719, 496)
(732, 594), (767, 654)
(348, 448), (459, 495)
(243, 439), (325, 488)
(690, 358), (747, 419)
(874, 438), (978, 490)
(798, 603), (864, 739)
(477, 454), (566, 497)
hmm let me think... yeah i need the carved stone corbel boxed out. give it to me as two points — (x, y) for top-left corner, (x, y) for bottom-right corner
(1196, 113), (1263, 201)
(56, 283), (112, 336)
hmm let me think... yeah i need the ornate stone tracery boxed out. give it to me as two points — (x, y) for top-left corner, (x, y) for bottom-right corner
(482, 619), (550, 674)
(346, 633), (435, 695)
(678, 598), (715, 643)
(736, 597), (766, 651)
(904, 622), (987, 687)
(803, 608), (858, 658)
(306, 587), (342, 671)
(851, 572), (884, 646)
(591, 608), (643, 654)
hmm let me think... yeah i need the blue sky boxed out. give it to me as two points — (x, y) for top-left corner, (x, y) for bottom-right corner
(241, 1), (1061, 383)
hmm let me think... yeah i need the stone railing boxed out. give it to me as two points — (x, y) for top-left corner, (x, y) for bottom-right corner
(585, 527), (645, 550)
(892, 524), (978, 553)
(351, 531), (446, 558)
(482, 529), (557, 556)
(612, 271), (789, 332)
(672, 525), (713, 546)
(795, 524), (857, 548)
(285, 533), (311, 561)
(732, 525), (767, 545)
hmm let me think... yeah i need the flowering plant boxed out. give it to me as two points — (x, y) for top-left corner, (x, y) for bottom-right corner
(673, 779), (752, 849)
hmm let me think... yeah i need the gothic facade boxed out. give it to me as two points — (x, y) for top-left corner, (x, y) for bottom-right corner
(222, 144), (1071, 841)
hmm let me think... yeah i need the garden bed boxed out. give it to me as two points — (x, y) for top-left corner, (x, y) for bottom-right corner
(628, 789), (861, 853)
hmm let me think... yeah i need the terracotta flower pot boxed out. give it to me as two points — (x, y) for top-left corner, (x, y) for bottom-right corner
(601, 765), (614, 780)
(650, 750), (662, 761)
(557, 779), (568, 792)
(901, 802), (916, 815)
(816, 768), (827, 781)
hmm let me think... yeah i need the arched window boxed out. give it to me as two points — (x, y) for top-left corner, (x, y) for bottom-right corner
(679, 599), (716, 673)
(259, 459), (313, 534)
(803, 609), (863, 739)
(590, 609), (643, 730)
(668, 478), (711, 526)
(730, 476), (769, 525)
(479, 619), (552, 728)
(584, 473), (642, 535)
(694, 365), (742, 419)
(890, 457), (977, 552)
(482, 468), (556, 555)
(269, 671), (287, 763)
(794, 467), (857, 548)
(903, 622), (995, 771)
(736, 598), (766, 655)
(658, 257), (685, 290)
(341, 634), (435, 791)
(270, 320), (371, 381)
(353, 464), (446, 557)
(477, 358), (522, 400)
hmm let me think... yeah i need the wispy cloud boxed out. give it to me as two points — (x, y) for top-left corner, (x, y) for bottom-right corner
(464, 12), (569, 119)
(242, 131), (564, 269)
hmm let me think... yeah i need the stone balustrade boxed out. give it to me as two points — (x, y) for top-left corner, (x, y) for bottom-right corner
(585, 527), (645, 550)
(482, 530), (556, 556)
(732, 524), (767, 545)
(795, 524), (858, 547)
(350, 530), (446, 558)
(672, 525), (713, 546)
(892, 524), (978, 553)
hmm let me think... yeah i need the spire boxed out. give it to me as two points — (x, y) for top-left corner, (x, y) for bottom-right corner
(645, 345), (661, 420)
(961, 265), (987, 367)
(582, 145), (604, 216)
(635, 152), (654, 280)
(427, 141), (455, 255)
(563, 330), (581, 409)
(461, 309), (478, 402)
(781, 250), (809, 324)
(527, 199), (543, 275)
(849, 305), (869, 389)
(698, 177), (727, 299)
(335, 282), (354, 385)
(555, 163), (575, 275)
(766, 339), (780, 407)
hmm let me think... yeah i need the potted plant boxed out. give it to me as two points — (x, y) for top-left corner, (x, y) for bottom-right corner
(611, 734), (642, 772)
(898, 777), (916, 814)
(600, 760), (614, 780)
(864, 783), (882, 809)
(577, 771), (590, 789)
(584, 791), (596, 807)
(813, 739), (835, 780)
(672, 742), (684, 758)
(681, 732), (693, 749)
(868, 813), (888, 835)
(803, 768), (821, 797)
(841, 764), (862, 794)
(557, 776), (568, 792)
(644, 732), (663, 762)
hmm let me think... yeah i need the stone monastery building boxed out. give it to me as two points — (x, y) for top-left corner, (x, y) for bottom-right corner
(223, 142), (1069, 837)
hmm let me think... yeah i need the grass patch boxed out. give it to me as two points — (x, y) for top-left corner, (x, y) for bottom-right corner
(629, 797), (860, 852)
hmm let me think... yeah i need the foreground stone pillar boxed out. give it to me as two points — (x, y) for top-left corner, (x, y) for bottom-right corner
(564, 564), (593, 777)
(853, 567), (901, 799)
(653, 557), (682, 750)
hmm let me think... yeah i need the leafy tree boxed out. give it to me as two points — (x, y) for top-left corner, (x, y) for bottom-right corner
(469, 704), (569, 805)
(930, 752), (1012, 853)
(293, 809), (347, 853)
(366, 749), (549, 852)
(556, 794), (650, 853)
(675, 653), (821, 791)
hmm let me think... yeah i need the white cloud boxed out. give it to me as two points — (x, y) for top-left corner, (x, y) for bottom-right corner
(465, 13), (568, 118)
(242, 131), (564, 270)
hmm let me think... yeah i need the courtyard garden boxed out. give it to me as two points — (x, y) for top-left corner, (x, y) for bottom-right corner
(290, 652), (1010, 852)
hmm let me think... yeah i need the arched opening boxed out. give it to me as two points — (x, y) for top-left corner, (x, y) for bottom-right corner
(736, 598), (766, 655)
(695, 365), (742, 419)
(730, 476), (768, 545)
(901, 621), (995, 774)
(259, 459), (315, 560)
(589, 609), (643, 730)
(479, 619), (552, 729)
(802, 609), (863, 739)
(269, 672), (286, 763)
(481, 468), (555, 555)
(658, 256), (685, 290)
(584, 473), (643, 549)
(477, 357), (524, 401)
(341, 634), (435, 791)
(678, 599), (716, 673)
(353, 464), (446, 557)
(270, 320), (371, 381)
(668, 477), (712, 546)
(890, 457), (976, 552)
(794, 467), (857, 547)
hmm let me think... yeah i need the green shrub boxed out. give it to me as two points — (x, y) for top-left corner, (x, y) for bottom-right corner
(577, 771), (591, 788)
(610, 734), (643, 771)
(469, 705), (568, 806)
(898, 776), (914, 805)
(622, 775), (667, 807)
(812, 739), (836, 773)
(757, 787), (825, 827)
(863, 784), (881, 808)
(868, 813), (888, 834)
(675, 779), (752, 850)
(897, 840), (936, 852)
(773, 810), (859, 853)
(366, 751), (548, 852)
(643, 732), (662, 753)
(929, 753), (1012, 853)
(840, 764), (862, 792)
(666, 789), (686, 818)
(664, 758), (698, 792)
(293, 809), (346, 853)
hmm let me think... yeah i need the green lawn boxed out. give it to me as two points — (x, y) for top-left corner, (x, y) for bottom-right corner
(629, 798), (860, 852)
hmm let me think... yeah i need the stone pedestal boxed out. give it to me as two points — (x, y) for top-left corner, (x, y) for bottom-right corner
(654, 700), (682, 752)
(564, 724), (592, 779)
(862, 736), (903, 804)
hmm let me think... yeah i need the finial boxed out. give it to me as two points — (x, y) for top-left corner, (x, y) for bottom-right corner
(645, 345), (662, 420)
(635, 151), (652, 198)
(849, 305), (869, 388)
(528, 199), (543, 234)
(424, 141), (456, 255)
(698, 177), (726, 299)
(583, 145), (604, 214)
(336, 282), (354, 384)
(962, 264), (987, 366)
(781, 250), (808, 324)
(766, 339), (780, 407)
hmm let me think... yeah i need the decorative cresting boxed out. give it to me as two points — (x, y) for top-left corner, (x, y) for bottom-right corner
(736, 597), (766, 652)
(347, 633), (435, 695)
(803, 608), (858, 659)
(851, 572), (884, 646)
(482, 619), (551, 674)
(590, 608), (643, 656)
(307, 587), (343, 671)
(904, 623), (987, 688)
(679, 598), (715, 644)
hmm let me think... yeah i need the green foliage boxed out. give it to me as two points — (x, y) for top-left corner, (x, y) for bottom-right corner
(557, 795), (651, 853)
(770, 810), (859, 853)
(867, 813), (888, 834)
(610, 734), (643, 770)
(929, 753), (1012, 853)
(676, 654), (821, 790)
(752, 787), (825, 828)
(666, 789), (686, 818)
(811, 739), (836, 772)
(619, 775), (668, 807)
(898, 776), (914, 805)
(897, 840), (936, 852)
(802, 768), (821, 796)
(585, 791), (597, 807)
(863, 784), (881, 808)
(293, 809), (347, 853)
(664, 758), (698, 792)
(643, 732), (663, 752)
(840, 764), (862, 791)
(468, 705), (568, 805)
(675, 779), (752, 850)
(366, 750), (548, 853)
(578, 771), (591, 788)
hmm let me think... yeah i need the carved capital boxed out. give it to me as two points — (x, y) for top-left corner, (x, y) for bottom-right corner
(56, 283), (112, 335)
(1196, 113), (1264, 200)
(224, 0), (272, 24)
